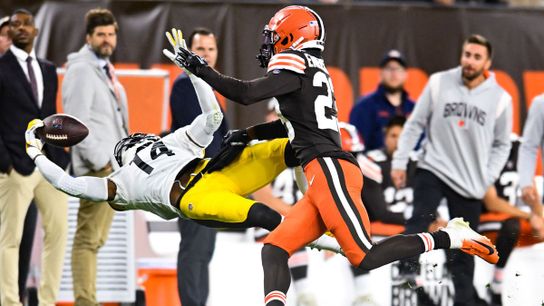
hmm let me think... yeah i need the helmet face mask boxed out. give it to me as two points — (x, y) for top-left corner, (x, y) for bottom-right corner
(257, 26), (277, 68)
(114, 133), (160, 167)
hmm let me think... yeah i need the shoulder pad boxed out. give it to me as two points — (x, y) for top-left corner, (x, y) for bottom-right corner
(267, 51), (306, 75)
(366, 149), (387, 163)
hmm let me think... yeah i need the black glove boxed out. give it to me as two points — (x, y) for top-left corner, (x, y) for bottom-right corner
(175, 48), (208, 76)
(205, 143), (246, 173)
(205, 130), (250, 173)
(222, 129), (250, 147)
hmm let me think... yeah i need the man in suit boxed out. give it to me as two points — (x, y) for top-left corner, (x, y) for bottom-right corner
(1, 15), (40, 305)
(169, 27), (228, 306)
(62, 8), (129, 306)
(0, 9), (70, 306)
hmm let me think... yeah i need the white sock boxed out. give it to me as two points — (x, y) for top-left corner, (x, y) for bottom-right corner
(440, 228), (462, 249)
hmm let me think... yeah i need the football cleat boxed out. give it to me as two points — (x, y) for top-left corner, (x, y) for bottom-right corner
(441, 217), (499, 264)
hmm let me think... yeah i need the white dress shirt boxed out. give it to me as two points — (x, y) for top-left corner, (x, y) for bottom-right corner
(10, 44), (44, 108)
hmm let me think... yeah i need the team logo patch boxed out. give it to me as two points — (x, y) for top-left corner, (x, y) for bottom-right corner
(52, 118), (63, 130)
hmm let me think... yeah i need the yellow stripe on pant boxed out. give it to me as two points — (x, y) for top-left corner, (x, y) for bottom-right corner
(179, 138), (289, 223)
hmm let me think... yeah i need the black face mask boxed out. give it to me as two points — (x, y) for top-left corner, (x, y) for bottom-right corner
(256, 28), (275, 68)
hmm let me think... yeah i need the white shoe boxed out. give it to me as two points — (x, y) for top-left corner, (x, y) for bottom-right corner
(441, 217), (499, 264)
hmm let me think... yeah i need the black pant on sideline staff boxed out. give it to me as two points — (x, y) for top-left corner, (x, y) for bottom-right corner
(177, 219), (217, 306)
(404, 169), (482, 306)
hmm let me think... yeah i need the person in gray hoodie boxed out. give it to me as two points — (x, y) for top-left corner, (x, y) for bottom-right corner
(62, 8), (128, 306)
(391, 34), (512, 306)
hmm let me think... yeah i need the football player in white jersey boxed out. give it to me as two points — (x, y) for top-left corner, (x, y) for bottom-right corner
(24, 64), (289, 231)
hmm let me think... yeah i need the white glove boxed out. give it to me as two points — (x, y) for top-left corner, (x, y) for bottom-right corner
(162, 28), (189, 72)
(25, 119), (45, 160)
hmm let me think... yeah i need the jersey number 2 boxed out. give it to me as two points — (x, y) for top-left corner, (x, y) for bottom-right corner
(313, 71), (338, 131)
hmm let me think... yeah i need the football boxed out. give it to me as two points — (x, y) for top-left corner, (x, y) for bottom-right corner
(36, 114), (89, 147)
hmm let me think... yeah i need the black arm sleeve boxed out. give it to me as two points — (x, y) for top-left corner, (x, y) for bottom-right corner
(249, 120), (288, 140)
(284, 143), (300, 168)
(362, 177), (405, 225)
(199, 67), (301, 105)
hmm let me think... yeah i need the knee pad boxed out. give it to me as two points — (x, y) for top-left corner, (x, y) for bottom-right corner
(248, 203), (282, 231)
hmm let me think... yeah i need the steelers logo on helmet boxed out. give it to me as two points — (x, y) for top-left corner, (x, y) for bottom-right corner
(114, 133), (161, 167)
(257, 6), (325, 68)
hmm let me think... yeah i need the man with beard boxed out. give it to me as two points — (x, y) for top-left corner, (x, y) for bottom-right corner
(349, 50), (415, 151)
(62, 8), (129, 305)
(392, 34), (513, 306)
(0, 9), (70, 305)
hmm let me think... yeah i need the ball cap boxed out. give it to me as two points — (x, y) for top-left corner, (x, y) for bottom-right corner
(0, 16), (9, 29)
(380, 49), (407, 68)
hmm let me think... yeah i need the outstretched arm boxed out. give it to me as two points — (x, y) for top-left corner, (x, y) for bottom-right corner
(34, 155), (113, 201)
(163, 28), (300, 105)
(25, 119), (114, 202)
(197, 67), (301, 105)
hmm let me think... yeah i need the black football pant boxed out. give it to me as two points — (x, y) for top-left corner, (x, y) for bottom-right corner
(177, 219), (216, 306)
(403, 169), (482, 305)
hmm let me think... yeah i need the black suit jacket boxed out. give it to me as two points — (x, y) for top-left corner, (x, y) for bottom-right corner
(0, 49), (69, 175)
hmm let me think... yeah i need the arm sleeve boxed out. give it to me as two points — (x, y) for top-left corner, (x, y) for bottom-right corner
(34, 155), (109, 201)
(170, 74), (202, 131)
(249, 120), (288, 140)
(171, 74), (223, 150)
(199, 67), (301, 105)
(518, 96), (544, 188)
(392, 75), (436, 170)
(62, 64), (109, 170)
(362, 177), (405, 225)
(485, 94), (513, 187)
